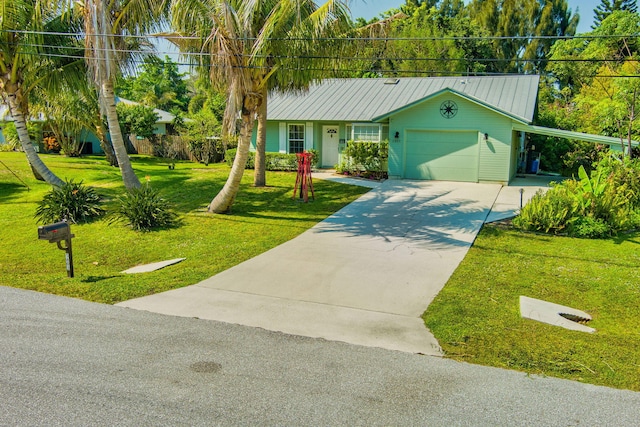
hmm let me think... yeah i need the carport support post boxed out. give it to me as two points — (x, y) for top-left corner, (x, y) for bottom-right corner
(56, 238), (74, 278)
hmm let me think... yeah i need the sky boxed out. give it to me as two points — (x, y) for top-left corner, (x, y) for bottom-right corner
(348, 0), (601, 34)
(158, 1), (604, 67)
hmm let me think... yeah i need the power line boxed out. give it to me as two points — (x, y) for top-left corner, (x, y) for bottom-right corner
(17, 49), (640, 79)
(3, 28), (640, 42)
(17, 43), (640, 67)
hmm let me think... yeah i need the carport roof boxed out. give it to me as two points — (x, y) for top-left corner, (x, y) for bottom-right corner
(513, 123), (640, 147)
(267, 75), (540, 123)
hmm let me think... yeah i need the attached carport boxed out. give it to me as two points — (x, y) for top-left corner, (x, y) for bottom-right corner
(513, 123), (640, 152)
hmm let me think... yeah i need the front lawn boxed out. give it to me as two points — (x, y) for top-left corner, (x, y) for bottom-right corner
(0, 152), (369, 303)
(3, 151), (639, 392)
(423, 224), (640, 391)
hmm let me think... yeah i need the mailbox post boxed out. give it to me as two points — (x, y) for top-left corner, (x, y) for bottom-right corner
(38, 221), (75, 278)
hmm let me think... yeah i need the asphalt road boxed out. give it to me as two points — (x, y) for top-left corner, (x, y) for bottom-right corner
(2, 286), (639, 426)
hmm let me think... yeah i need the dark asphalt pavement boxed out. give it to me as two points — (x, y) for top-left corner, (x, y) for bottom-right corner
(2, 286), (639, 426)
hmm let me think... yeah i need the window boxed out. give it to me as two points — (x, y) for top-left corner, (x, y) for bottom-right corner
(353, 124), (380, 141)
(346, 124), (389, 142)
(288, 124), (305, 153)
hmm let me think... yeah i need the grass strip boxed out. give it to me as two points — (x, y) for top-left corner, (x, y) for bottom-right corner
(423, 224), (640, 391)
(0, 152), (368, 303)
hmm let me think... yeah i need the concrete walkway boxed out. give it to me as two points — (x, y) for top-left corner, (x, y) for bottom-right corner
(118, 175), (554, 355)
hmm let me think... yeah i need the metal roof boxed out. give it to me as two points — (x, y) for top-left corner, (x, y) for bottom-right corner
(116, 98), (176, 124)
(513, 123), (639, 147)
(1, 98), (177, 124)
(267, 75), (540, 123)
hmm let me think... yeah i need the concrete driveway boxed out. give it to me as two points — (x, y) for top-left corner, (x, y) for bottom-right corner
(118, 177), (551, 355)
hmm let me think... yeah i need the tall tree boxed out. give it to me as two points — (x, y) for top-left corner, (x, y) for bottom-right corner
(172, 0), (351, 212)
(549, 11), (640, 156)
(80, 0), (167, 189)
(593, 0), (637, 28)
(387, 1), (492, 76)
(118, 55), (190, 112)
(468, 0), (578, 73)
(0, 0), (66, 186)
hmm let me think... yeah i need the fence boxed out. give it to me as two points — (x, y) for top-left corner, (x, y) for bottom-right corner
(127, 135), (197, 162)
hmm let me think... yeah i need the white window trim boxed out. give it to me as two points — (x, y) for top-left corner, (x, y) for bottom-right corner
(287, 123), (305, 154)
(349, 123), (386, 142)
(305, 122), (313, 151)
(278, 123), (287, 153)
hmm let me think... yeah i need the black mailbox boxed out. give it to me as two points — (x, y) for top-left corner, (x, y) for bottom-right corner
(37, 221), (75, 277)
(38, 221), (72, 243)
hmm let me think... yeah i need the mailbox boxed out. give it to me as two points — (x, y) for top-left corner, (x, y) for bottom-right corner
(38, 221), (72, 243)
(37, 221), (75, 277)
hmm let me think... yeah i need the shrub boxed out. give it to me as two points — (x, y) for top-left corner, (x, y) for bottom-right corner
(568, 216), (612, 239)
(35, 180), (105, 224)
(43, 136), (61, 153)
(224, 149), (319, 171)
(336, 140), (388, 179)
(177, 109), (229, 164)
(514, 158), (640, 238)
(111, 184), (177, 231)
(562, 143), (607, 177)
(512, 187), (577, 234)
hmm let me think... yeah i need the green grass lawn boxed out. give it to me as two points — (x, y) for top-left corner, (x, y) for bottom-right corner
(423, 224), (640, 391)
(0, 152), (369, 303)
(3, 151), (639, 392)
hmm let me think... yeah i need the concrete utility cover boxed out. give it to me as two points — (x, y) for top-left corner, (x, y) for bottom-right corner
(520, 296), (595, 333)
(121, 258), (185, 274)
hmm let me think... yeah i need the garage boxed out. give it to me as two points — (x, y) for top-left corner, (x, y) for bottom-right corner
(404, 130), (479, 182)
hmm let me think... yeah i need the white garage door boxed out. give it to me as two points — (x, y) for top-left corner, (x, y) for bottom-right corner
(405, 131), (478, 182)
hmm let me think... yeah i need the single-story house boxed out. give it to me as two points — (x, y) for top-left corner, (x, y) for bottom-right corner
(0, 98), (178, 154)
(80, 98), (180, 154)
(260, 75), (637, 183)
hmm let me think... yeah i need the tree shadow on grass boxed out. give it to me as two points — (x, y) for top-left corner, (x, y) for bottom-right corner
(612, 233), (640, 246)
(0, 182), (30, 202)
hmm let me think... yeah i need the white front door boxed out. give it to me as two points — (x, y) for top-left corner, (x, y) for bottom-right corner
(321, 125), (340, 168)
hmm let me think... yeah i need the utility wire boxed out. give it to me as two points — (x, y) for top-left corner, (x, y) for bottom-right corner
(14, 41), (640, 65)
(3, 28), (640, 41)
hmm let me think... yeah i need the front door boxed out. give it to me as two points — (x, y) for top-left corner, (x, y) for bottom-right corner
(322, 125), (339, 168)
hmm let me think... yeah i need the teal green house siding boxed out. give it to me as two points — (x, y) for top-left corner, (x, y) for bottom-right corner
(263, 76), (541, 183)
(255, 121), (351, 168)
(381, 92), (521, 183)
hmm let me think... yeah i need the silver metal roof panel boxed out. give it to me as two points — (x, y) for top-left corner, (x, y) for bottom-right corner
(267, 75), (540, 123)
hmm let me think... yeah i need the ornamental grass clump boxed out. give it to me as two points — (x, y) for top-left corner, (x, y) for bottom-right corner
(35, 180), (105, 224)
(112, 183), (177, 231)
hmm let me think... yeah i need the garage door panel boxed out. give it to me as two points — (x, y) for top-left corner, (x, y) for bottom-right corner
(405, 131), (478, 182)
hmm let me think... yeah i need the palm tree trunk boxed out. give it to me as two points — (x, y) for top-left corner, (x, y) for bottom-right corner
(100, 79), (140, 189)
(95, 120), (118, 166)
(209, 104), (257, 213)
(6, 90), (64, 187)
(254, 87), (268, 187)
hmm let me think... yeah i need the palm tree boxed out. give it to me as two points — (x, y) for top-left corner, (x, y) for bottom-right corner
(171, 0), (352, 213)
(0, 0), (66, 186)
(80, 0), (168, 189)
(252, 10), (403, 187)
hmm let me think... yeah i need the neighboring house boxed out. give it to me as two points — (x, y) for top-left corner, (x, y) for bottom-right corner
(82, 98), (180, 154)
(0, 98), (178, 154)
(262, 75), (633, 183)
(116, 97), (179, 137)
(0, 104), (46, 147)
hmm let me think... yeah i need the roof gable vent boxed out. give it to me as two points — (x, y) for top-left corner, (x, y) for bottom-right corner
(384, 78), (400, 85)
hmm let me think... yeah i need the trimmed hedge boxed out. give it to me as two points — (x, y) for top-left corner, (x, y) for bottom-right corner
(225, 149), (319, 171)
